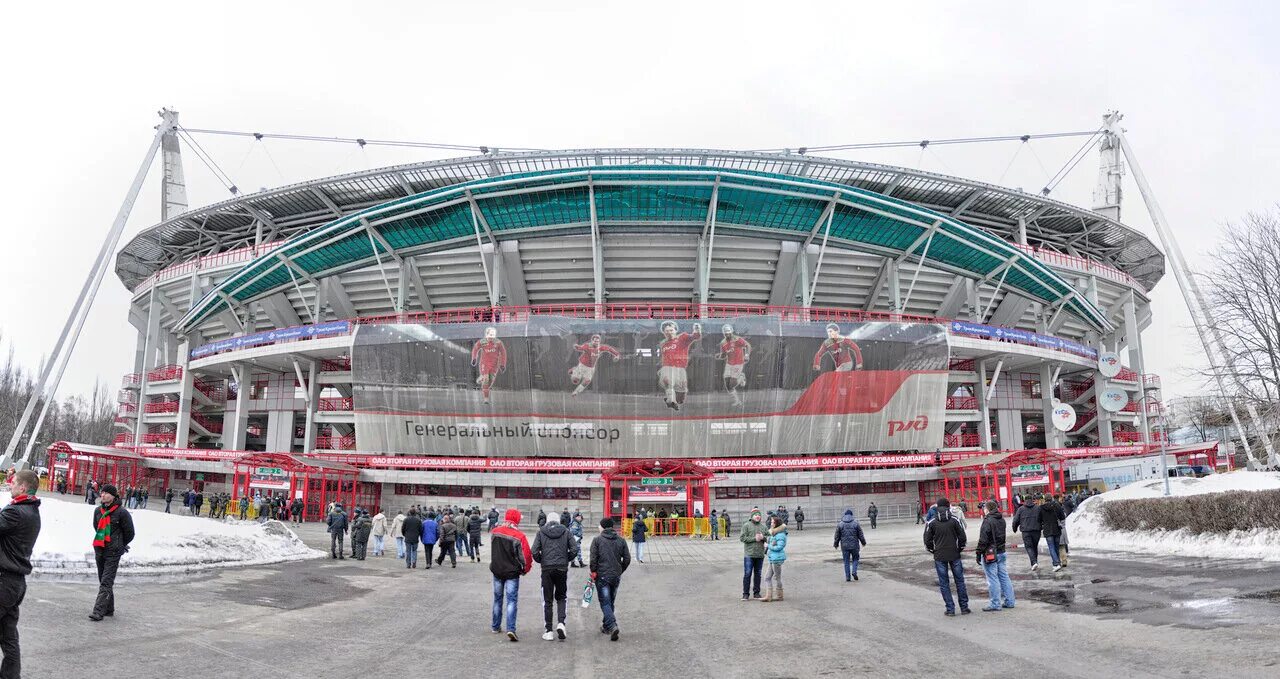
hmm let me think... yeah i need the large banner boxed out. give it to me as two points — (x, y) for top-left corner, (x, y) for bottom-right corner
(352, 315), (948, 457)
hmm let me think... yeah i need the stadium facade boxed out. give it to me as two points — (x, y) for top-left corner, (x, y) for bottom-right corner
(60, 129), (1195, 522)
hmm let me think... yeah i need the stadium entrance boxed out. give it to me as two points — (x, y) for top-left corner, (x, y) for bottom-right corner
(602, 459), (715, 535)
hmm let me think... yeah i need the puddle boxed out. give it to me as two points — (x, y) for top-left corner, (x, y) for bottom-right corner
(1025, 588), (1074, 606)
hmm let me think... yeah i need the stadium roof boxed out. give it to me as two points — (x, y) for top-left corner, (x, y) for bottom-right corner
(178, 165), (1115, 333)
(117, 149), (1164, 292)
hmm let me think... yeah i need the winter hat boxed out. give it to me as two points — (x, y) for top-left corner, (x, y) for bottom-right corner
(750, 509), (762, 521)
(503, 508), (522, 525)
(936, 497), (950, 508)
(599, 517), (614, 529)
(546, 511), (561, 526)
(100, 484), (119, 498)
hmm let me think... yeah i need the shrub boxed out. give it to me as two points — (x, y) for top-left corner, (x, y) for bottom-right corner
(1099, 489), (1280, 535)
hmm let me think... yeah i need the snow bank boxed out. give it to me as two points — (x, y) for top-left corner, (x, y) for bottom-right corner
(11, 494), (324, 574)
(1067, 471), (1280, 561)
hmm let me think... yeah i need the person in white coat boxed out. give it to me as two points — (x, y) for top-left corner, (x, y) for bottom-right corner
(390, 511), (407, 559)
(371, 511), (389, 556)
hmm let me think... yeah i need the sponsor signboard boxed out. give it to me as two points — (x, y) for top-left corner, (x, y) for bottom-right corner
(352, 315), (949, 457)
(949, 320), (1098, 360)
(190, 321), (351, 359)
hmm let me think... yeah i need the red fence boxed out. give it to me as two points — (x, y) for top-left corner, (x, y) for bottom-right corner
(143, 401), (180, 414)
(146, 364), (183, 383)
(946, 396), (978, 410)
(191, 413), (224, 434)
(121, 373), (141, 388)
(318, 397), (353, 412)
(943, 433), (980, 448)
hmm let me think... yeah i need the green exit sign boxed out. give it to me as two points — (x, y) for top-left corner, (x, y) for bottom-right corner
(256, 467), (284, 476)
(641, 477), (673, 486)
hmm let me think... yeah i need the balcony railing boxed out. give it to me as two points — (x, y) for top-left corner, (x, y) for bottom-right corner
(191, 413), (224, 434)
(315, 433), (357, 450)
(141, 432), (176, 445)
(1114, 367), (1139, 383)
(1069, 408), (1098, 432)
(117, 389), (138, 405)
(318, 397), (354, 412)
(112, 433), (134, 447)
(948, 358), (976, 372)
(117, 403), (137, 416)
(320, 356), (352, 372)
(143, 401), (180, 414)
(1061, 378), (1094, 401)
(194, 378), (227, 402)
(943, 433), (981, 448)
(1142, 374), (1162, 390)
(121, 373), (141, 388)
(946, 396), (978, 410)
(146, 364), (183, 383)
(1113, 430), (1142, 443)
(1013, 244), (1146, 292)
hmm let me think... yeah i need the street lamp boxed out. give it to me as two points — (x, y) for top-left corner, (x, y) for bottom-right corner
(1132, 394), (1171, 496)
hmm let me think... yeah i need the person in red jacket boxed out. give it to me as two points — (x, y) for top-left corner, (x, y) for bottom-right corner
(470, 327), (508, 404)
(657, 321), (702, 410)
(716, 324), (752, 406)
(489, 508), (532, 641)
(569, 335), (621, 396)
(812, 323), (863, 372)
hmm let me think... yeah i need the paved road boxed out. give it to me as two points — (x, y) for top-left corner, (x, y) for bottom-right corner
(18, 518), (1280, 678)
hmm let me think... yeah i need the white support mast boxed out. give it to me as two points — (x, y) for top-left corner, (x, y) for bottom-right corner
(0, 109), (179, 469)
(1106, 111), (1275, 467)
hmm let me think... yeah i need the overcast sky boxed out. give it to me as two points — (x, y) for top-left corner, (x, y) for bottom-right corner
(1, 1), (1277, 407)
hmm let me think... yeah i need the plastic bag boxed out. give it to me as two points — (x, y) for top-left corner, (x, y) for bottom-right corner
(582, 579), (595, 608)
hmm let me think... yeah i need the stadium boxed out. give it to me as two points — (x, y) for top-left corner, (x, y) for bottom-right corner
(48, 118), (1222, 525)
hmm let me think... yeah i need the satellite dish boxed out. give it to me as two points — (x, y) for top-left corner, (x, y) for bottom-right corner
(1098, 387), (1128, 413)
(1098, 352), (1121, 378)
(1051, 403), (1078, 432)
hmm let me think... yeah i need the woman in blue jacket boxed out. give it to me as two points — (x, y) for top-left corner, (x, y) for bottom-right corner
(762, 516), (788, 602)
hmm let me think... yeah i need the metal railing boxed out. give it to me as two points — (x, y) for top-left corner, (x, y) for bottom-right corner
(1013, 244), (1146, 292)
(146, 364), (183, 383)
(946, 396), (978, 410)
(143, 400), (180, 414)
(318, 397), (353, 412)
(191, 413), (224, 434)
(121, 373), (141, 388)
(943, 433), (980, 448)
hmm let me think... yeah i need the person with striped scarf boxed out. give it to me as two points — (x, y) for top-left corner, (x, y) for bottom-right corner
(89, 485), (135, 622)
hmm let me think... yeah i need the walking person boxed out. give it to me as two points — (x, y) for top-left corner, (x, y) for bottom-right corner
(455, 512), (469, 556)
(487, 507), (499, 532)
(391, 509), (406, 559)
(532, 511), (578, 641)
(1039, 494), (1067, 571)
(794, 506), (804, 531)
(975, 500), (1015, 612)
(0, 470), (42, 676)
(291, 497), (304, 525)
(834, 508), (867, 582)
(421, 512), (439, 568)
(630, 511), (648, 563)
(490, 509), (533, 641)
(164, 487), (174, 514)
(402, 509), (423, 569)
(351, 510), (372, 560)
(569, 514), (586, 567)
(589, 517), (630, 641)
(1011, 495), (1043, 571)
(369, 510), (387, 556)
(467, 510), (484, 563)
(739, 508), (767, 601)
(868, 502), (878, 529)
(761, 516), (788, 602)
(435, 514), (459, 568)
(709, 509), (719, 540)
(89, 484), (135, 621)
(326, 503), (348, 560)
(923, 498), (970, 616)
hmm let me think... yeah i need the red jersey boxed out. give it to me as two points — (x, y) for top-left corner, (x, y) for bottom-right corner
(718, 336), (751, 366)
(658, 330), (701, 368)
(471, 339), (508, 373)
(574, 343), (620, 367)
(813, 338), (863, 369)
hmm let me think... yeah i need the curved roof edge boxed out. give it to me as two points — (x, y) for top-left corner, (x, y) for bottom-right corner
(117, 148), (1165, 291)
(178, 165), (1115, 334)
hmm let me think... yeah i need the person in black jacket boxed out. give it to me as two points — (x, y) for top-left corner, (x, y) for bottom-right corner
(401, 509), (423, 569)
(975, 500), (1014, 612)
(923, 498), (969, 616)
(833, 509), (867, 581)
(164, 488), (174, 513)
(89, 484), (135, 621)
(326, 505), (349, 560)
(466, 511), (484, 563)
(1011, 496), (1043, 571)
(0, 470), (41, 675)
(1039, 496), (1067, 571)
(589, 518), (631, 641)
(532, 512), (579, 641)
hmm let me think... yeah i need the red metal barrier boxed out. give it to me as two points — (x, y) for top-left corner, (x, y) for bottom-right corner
(146, 365), (183, 383)
(946, 396), (978, 410)
(121, 373), (141, 388)
(143, 401), (180, 414)
(318, 397), (353, 412)
(191, 413), (224, 434)
(943, 433), (980, 448)
(948, 358), (976, 372)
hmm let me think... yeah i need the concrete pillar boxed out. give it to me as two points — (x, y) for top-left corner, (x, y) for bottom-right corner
(996, 409), (1024, 451)
(1040, 364), (1063, 449)
(134, 290), (162, 446)
(966, 279), (980, 322)
(264, 373), (297, 452)
(302, 363), (320, 452)
(224, 364), (251, 450)
(977, 361), (993, 451)
(886, 259), (902, 312)
(175, 341), (194, 448)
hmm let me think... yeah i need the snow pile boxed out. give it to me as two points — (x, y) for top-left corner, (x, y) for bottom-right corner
(1067, 471), (1280, 561)
(11, 494), (324, 574)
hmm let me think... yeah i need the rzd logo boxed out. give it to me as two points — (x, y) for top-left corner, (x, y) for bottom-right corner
(888, 415), (929, 437)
